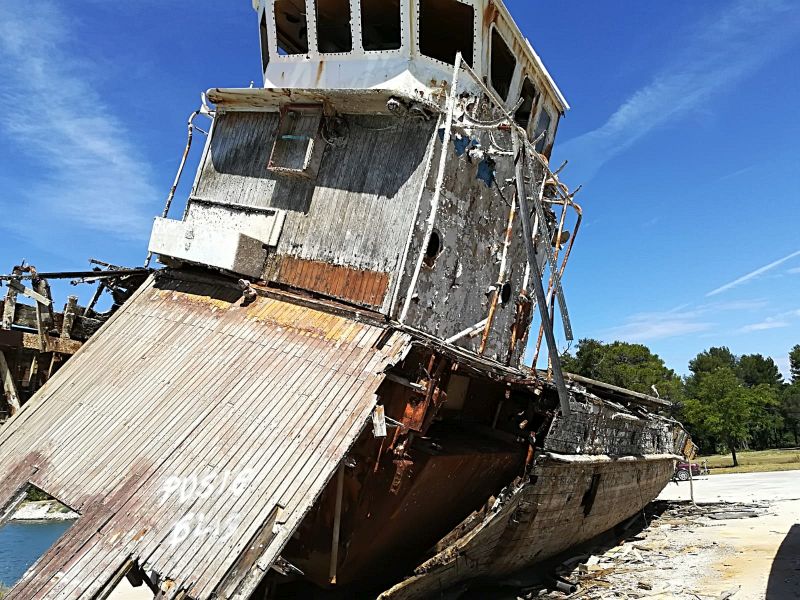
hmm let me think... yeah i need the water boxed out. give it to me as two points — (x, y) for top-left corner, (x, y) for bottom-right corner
(0, 521), (73, 587)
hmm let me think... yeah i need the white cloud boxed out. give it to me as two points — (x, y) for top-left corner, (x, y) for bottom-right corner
(737, 308), (800, 333)
(706, 249), (800, 297)
(739, 320), (790, 333)
(601, 298), (775, 343)
(0, 0), (158, 239)
(787, 267), (800, 275)
(559, 0), (800, 181)
(601, 308), (713, 343)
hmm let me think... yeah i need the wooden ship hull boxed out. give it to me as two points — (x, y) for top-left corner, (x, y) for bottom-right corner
(0, 1), (692, 598)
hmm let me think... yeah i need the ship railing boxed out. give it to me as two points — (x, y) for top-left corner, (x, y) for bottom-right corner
(443, 53), (585, 415)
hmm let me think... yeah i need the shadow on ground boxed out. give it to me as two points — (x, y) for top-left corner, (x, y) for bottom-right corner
(767, 523), (800, 600)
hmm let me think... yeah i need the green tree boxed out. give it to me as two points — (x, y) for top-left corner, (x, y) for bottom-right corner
(688, 346), (737, 376)
(790, 344), (800, 384)
(736, 354), (783, 388)
(682, 368), (776, 466)
(781, 384), (800, 446)
(686, 346), (737, 397)
(561, 339), (683, 402)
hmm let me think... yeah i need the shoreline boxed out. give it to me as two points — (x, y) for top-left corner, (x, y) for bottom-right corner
(10, 500), (79, 522)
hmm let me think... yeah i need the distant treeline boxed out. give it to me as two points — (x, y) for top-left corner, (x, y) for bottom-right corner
(561, 341), (800, 467)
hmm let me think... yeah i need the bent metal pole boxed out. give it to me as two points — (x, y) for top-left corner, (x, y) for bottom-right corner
(512, 128), (571, 417)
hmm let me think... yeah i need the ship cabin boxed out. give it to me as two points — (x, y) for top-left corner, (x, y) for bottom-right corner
(148, 0), (574, 369)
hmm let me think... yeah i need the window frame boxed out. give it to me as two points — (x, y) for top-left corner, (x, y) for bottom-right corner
(271, 0), (312, 57)
(532, 103), (556, 154)
(488, 23), (518, 103)
(315, 0), (355, 56)
(259, 7), (271, 74)
(360, 0), (405, 54)
(415, 0), (478, 70)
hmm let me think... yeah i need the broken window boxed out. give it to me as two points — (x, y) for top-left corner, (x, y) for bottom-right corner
(361, 0), (401, 51)
(274, 0), (309, 55)
(514, 77), (537, 129)
(419, 0), (474, 67)
(315, 0), (352, 53)
(533, 108), (552, 153)
(580, 474), (601, 516)
(268, 105), (326, 179)
(490, 28), (516, 101)
(259, 10), (271, 72)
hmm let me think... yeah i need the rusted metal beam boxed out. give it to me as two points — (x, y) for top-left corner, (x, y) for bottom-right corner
(0, 269), (150, 281)
(511, 129), (571, 417)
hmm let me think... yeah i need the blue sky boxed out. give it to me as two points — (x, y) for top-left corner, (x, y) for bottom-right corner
(0, 0), (798, 377)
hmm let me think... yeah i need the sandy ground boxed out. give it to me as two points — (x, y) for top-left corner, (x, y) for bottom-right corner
(654, 471), (800, 600)
(542, 471), (800, 600)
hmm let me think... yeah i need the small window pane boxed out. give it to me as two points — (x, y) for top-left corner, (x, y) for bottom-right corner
(361, 0), (401, 51)
(316, 0), (353, 53)
(419, 0), (474, 67)
(490, 28), (516, 101)
(534, 109), (552, 153)
(515, 77), (537, 128)
(259, 11), (270, 72)
(275, 0), (309, 55)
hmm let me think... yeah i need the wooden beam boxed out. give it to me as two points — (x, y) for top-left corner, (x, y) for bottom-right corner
(8, 280), (52, 307)
(61, 296), (79, 339)
(0, 351), (21, 416)
(1, 284), (16, 330)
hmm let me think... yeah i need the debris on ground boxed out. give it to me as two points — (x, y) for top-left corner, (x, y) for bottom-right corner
(491, 500), (772, 600)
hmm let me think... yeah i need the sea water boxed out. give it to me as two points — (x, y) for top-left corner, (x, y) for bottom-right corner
(0, 521), (73, 587)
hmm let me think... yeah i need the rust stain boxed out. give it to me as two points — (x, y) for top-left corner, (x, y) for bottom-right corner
(315, 60), (326, 86)
(483, 1), (500, 31)
(277, 257), (389, 308)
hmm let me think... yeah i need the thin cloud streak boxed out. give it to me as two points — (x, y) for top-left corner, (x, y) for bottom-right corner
(600, 307), (713, 343)
(559, 0), (800, 182)
(601, 299), (773, 343)
(0, 0), (158, 239)
(706, 250), (800, 297)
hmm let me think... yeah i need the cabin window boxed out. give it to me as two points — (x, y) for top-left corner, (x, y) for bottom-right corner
(419, 0), (474, 67)
(259, 11), (270, 72)
(515, 77), (537, 129)
(274, 0), (309, 55)
(533, 108), (552, 153)
(490, 27), (516, 101)
(315, 0), (353, 53)
(361, 0), (401, 51)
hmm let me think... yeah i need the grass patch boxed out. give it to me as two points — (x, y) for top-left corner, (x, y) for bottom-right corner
(701, 448), (800, 474)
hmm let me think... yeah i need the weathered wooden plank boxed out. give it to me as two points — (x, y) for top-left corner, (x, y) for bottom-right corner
(0, 351), (21, 416)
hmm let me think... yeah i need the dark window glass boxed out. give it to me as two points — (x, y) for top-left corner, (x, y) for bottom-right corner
(534, 108), (552, 153)
(419, 0), (474, 67)
(361, 0), (401, 50)
(490, 28), (516, 100)
(274, 0), (309, 55)
(515, 77), (537, 128)
(316, 0), (353, 53)
(259, 11), (271, 71)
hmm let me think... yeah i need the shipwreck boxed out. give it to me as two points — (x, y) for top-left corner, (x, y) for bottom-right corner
(0, 1), (692, 598)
